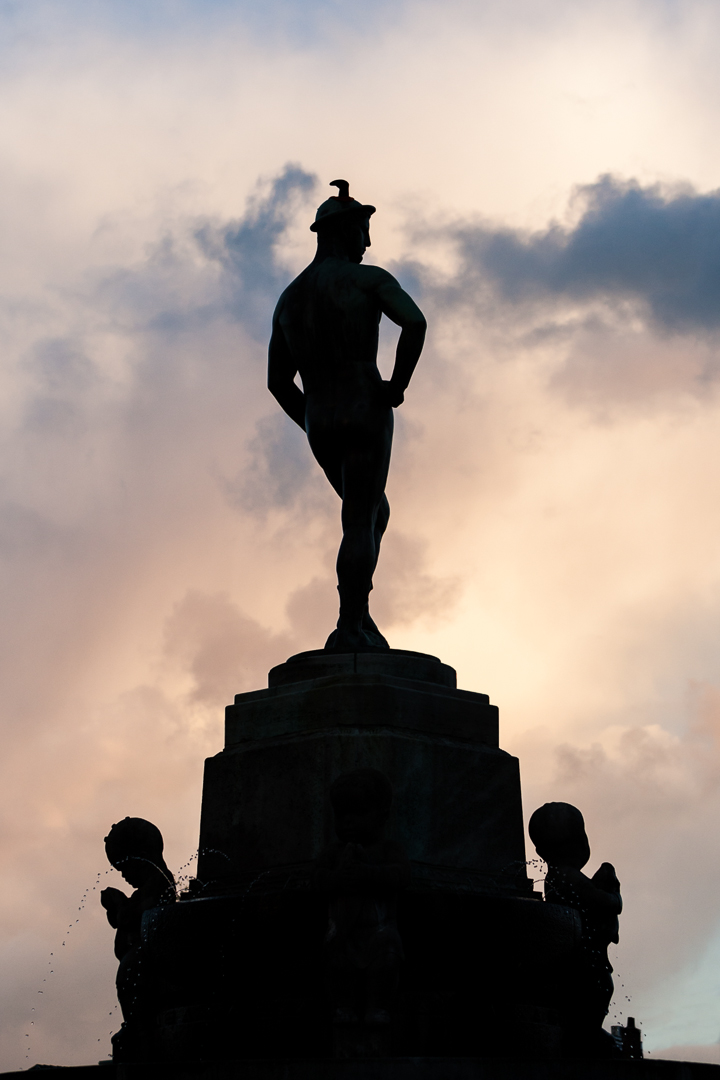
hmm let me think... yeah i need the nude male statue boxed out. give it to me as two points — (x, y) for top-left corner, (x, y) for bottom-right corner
(268, 180), (427, 651)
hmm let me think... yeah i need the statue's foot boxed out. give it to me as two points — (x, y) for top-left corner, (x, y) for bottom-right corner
(325, 615), (389, 651)
(361, 610), (389, 648)
(329, 626), (376, 651)
(325, 626), (391, 651)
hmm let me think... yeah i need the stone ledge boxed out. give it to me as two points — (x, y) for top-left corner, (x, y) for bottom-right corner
(226, 675), (497, 748)
(7, 1057), (717, 1080)
(269, 650), (457, 689)
(199, 731), (521, 875)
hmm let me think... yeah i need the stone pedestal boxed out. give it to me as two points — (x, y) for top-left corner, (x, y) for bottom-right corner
(197, 649), (529, 896)
(0, 647), (704, 1069)
(130, 651), (584, 1061)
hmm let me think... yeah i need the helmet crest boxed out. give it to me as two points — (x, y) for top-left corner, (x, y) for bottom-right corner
(310, 179), (376, 233)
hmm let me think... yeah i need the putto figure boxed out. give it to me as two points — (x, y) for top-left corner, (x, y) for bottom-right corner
(314, 768), (410, 1039)
(101, 817), (176, 1060)
(529, 802), (622, 1058)
(268, 180), (427, 651)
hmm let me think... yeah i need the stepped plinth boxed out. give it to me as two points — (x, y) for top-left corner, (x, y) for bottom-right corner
(125, 650), (586, 1062)
(197, 649), (527, 897)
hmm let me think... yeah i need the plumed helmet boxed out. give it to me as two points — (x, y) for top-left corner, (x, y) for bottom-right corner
(310, 179), (376, 233)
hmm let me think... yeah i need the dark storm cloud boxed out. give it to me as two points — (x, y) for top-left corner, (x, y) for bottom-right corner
(425, 176), (720, 336)
(82, 166), (316, 346)
(196, 164), (317, 340)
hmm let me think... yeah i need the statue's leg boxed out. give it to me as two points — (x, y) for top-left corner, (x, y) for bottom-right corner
(333, 418), (392, 650)
(371, 494), (390, 572)
(361, 493), (390, 641)
(308, 403), (392, 650)
(336, 494), (377, 643)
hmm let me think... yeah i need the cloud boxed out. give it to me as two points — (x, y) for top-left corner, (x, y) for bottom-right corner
(162, 591), (294, 707)
(427, 176), (720, 336)
(4, 0), (720, 1062)
(398, 176), (720, 411)
(5, 159), (720, 1068)
(230, 412), (326, 517)
(196, 164), (317, 340)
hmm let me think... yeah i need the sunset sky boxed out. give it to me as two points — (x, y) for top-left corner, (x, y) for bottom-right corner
(2, 0), (720, 1067)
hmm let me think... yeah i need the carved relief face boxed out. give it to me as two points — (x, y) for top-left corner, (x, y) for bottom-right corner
(333, 787), (387, 845)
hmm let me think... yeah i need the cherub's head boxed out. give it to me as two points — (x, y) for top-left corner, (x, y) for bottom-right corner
(104, 817), (169, 888)
(329, 768), (393, 845)
(528, 802), (590, 870)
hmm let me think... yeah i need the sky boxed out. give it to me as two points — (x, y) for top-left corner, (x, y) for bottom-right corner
(2, 0), (720, 1066)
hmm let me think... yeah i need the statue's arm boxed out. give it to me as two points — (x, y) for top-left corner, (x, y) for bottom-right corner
(374, 274), (427, 407)
(268, 307), (306, 430)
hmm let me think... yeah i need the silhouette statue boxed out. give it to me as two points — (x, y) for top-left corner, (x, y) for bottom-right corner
(268, 180), (427, 651)
(101, 817), (176, 1060)
(529, 802), (622, 1058)
(314, 768), (410, 1053)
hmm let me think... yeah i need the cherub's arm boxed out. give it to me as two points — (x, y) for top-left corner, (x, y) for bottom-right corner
(591, 862), (623, 913)
(100, 886), (129, 929)
(372, 272), (427, 407)
(268, 303), (306, 430)
(561, 864), (622, 913)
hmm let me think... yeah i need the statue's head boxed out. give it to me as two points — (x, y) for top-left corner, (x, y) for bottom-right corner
(528, 801), (591, 869)
(104, 816), (168, 887)
(329, 768), (393, 845)
(311, 179), (376, 264)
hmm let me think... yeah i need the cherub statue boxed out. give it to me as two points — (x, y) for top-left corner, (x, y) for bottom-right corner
(314, 769), (410, 1033)
(529, 802), (622, 1057)
(101, 817), (176, 1059)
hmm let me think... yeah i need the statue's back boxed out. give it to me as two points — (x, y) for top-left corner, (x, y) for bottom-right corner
(277, 258), (383, 399)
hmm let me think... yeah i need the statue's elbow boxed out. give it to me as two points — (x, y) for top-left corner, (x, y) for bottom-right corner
(267, 372), (284, 402)
(411, 314), (427, 339)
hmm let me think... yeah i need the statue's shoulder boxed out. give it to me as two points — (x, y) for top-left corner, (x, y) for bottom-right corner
(354, 263), (398, 289)
(356, 263), (397, 285)
(273, 267), (313, 317)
